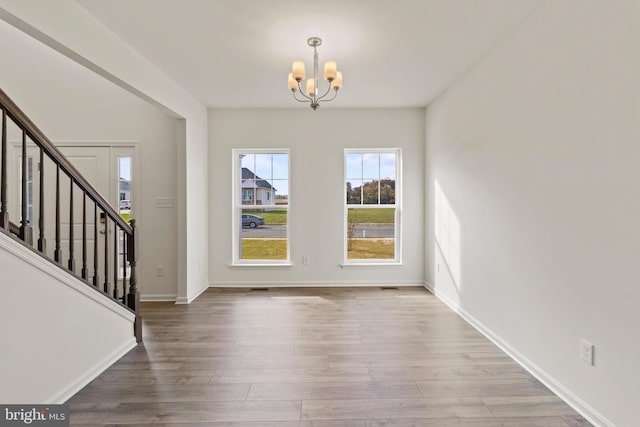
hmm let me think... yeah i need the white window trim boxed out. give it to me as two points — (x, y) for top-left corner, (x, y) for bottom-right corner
(343, 148), (402, 265)
(232, 148), (291, 266)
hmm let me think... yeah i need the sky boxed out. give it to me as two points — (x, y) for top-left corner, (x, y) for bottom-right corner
(119, 157), (131, 181)
(346, 152), (396, 181)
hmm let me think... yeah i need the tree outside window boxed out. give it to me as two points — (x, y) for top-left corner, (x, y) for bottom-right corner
(345, 149), (401, 263)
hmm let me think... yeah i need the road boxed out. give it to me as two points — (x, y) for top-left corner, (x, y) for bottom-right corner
(242, 224), (394, 238)
(242, 225), (287, 238)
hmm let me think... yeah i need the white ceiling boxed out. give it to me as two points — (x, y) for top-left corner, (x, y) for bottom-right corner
(75, 0), (541, 109)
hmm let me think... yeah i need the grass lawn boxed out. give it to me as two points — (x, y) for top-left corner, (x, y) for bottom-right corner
(347, 239), (395, 259)
(348, 208), (394, 224)
(241, 239), (287, 259)
(120, 212), (131, 222)
(244, 209), (288, 225)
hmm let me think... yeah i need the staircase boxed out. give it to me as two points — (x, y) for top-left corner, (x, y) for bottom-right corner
(0, 89), (142, 342)
(0, 88), (142, 403)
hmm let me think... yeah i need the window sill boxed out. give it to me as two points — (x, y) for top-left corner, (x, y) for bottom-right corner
(229, 263), (293, 269)
(340, 262), (403, 269)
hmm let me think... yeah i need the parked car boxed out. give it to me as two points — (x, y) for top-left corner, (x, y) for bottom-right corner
(119, 200), (131, 209)
(242, 214), (264, 228)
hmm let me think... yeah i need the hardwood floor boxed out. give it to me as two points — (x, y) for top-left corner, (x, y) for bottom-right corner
(68, 287), (592, 426)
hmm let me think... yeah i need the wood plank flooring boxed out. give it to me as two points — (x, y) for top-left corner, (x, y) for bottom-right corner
(68, 287), (592, 426)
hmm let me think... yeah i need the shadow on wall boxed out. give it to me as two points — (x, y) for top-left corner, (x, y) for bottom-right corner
(434, 180), (462, 291)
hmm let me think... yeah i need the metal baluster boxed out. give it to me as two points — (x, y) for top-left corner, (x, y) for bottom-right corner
(54, 165), (61, 263)
(92, 202), (99, 287)
(20, 131), (27, 241)
(37, 148), (46, 253)
(81, 192), (87, 279)
(113, 222), (118, 299)
(122, 232), (127, 304)
(103, 211), (109, 294)
(68, 178), (75, 272)
(1, 109), (9, 230)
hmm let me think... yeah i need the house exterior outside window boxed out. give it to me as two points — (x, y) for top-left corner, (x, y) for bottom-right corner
(233, 149), (290, 265)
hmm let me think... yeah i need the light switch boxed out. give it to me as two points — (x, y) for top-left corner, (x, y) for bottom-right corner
(156, 197), (174, 208)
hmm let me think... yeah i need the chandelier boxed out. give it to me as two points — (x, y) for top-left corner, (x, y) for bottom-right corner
(287, 37), (342, 110)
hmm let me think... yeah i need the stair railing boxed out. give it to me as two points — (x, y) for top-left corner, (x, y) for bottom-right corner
(0, 89), (141, 342)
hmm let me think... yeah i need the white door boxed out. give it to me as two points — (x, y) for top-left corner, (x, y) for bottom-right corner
(41, 146), (111, 276)
(17, 146), (122, 284)
(18, 144), (134, 291)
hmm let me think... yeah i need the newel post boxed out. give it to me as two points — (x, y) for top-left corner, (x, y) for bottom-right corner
(127, 219), (142, 342)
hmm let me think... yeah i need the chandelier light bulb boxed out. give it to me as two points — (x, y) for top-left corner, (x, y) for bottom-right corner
(306, 78), (315, 96)
(292, 61), (305, 81)
(288, 73), (298, 91)
(332, 71), (343, 89)
(324, 61), (337, 81)
(287, 37), (341, 110)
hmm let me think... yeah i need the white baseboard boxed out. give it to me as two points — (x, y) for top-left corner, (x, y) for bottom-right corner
(50, 338), (137, 404)
(140, 294), (177, 302)
(210, 280), (425, 288)
(175, 283), (209, 304)
(423, 282), (614, 427)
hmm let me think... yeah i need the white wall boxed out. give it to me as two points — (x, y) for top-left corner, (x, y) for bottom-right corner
(0, 20), (179, 300)
(0, 232), (136, 403)
(0, 0), (209, 303)
(425, 1), (640, 426)
(209, 108), (424, 286)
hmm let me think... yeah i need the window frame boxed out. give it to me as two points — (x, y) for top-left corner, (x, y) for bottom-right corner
(232, 148), (291, 266)
(116, 154), (134, 280)
(343, 148), (402, 265)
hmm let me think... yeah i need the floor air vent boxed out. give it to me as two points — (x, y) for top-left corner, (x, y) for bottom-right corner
(250, 288), (269, 291)
(381, 286), (399, 290)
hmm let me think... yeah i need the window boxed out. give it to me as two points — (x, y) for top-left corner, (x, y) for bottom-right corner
(118, 157), (132, 219)
(345, 149), (401, 263)
(233, 149), (290, 264)
(117, 156), (132, 279)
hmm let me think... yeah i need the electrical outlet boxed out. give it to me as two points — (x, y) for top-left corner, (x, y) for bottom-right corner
(580, 339), (594, 366)
(303, 256), (310, 265)
(155, 265), (165, 277)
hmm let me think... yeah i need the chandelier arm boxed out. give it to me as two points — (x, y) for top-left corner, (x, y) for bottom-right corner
(295, 80), (313, 101)
(293, 91), (311, 103)
(316, 83), (335, 102)
(319, 89), (339, 103)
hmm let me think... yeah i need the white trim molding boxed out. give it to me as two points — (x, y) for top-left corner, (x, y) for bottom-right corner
(340, 263), (404, 269)
(140, 294), (177, 302)
(424, 282), (614, 427)
(176, 283), (209, 304)
(210, 281), (424, 288)
(48, 338), (136, 404)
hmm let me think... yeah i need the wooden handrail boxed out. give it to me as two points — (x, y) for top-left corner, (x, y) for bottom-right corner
(0, 89), (131, 234)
